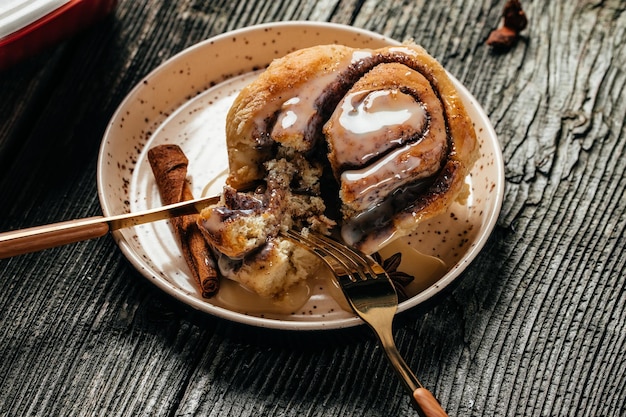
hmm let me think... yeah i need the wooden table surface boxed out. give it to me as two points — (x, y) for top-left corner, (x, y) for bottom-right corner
(1, 1), (625, 416)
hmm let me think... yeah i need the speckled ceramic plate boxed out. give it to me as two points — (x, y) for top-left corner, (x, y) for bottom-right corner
(97, 21), (504, 330)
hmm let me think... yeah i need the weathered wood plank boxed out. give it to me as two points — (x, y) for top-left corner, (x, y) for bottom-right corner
(0, 0), (624, 416)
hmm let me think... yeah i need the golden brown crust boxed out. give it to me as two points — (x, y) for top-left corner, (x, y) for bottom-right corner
(225, 45), (355, 189)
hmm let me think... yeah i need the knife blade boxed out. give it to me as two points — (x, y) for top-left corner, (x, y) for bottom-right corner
(0, 195), (219, 259)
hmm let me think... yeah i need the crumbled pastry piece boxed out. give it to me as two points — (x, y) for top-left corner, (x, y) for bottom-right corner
(214, 237), (320, 300)
(197, 149), (334, 299)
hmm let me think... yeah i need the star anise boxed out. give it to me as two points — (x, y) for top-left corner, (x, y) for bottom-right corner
(372, 252), (415, 301)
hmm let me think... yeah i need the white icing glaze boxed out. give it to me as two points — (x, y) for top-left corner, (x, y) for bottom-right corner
(351, 49), (373, 63)
(388, 46), (419, 56)
(279, 97), (301, 129)
(339, 138), (447, 236)
(338, 89), (426, 135)
(281, 111), (298, 129)
(267, 55), (354, 147)
(328, 88), (428, 168)
(342, 144), (422, 189)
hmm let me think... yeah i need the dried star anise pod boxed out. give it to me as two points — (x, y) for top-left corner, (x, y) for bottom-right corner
(372, 252), (415, 301)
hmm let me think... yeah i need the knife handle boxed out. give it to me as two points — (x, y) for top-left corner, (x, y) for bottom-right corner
(0, 217), (110, 259)
(413, 388), (448, 417)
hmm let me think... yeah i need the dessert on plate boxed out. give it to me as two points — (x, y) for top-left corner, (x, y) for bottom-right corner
(161, 42), (479, 300)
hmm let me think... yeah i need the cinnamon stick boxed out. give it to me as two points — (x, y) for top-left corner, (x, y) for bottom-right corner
(147, 144), (219, 297)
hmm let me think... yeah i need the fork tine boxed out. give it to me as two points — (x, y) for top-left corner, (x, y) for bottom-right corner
(304, 232), (370, 280)
(308, 232), (379, 278)
(283, 229), (357, 279)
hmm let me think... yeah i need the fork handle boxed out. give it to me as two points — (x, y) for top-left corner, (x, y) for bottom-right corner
(413, 388), (448, 417)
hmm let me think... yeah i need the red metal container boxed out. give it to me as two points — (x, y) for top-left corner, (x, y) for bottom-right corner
(0, 0), (118, 70)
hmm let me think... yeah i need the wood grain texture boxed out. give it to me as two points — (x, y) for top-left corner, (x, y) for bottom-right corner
(1, 0), (625, 416)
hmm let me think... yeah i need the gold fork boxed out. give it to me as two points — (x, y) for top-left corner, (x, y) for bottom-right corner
(282, 229), (448, 417)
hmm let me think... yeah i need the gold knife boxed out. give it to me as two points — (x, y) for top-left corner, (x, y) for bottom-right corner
(0, 195), (219, 259)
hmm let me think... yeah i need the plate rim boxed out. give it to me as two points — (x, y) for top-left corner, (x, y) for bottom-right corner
(97, 21), (505, 331)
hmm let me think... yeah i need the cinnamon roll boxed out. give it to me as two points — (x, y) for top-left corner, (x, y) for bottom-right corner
(199, 42), (478, 297)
